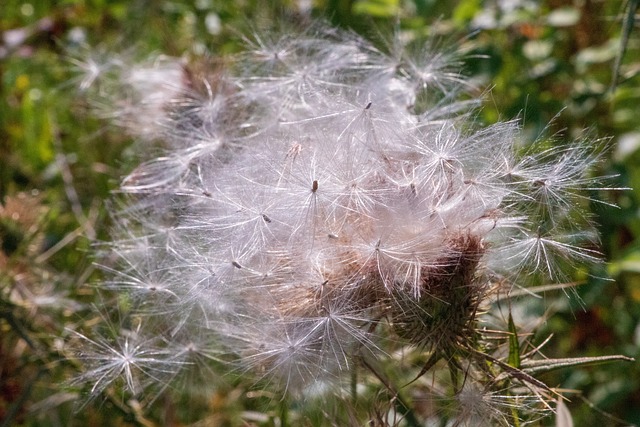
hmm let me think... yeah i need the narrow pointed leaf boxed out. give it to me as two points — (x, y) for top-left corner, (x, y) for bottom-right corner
(521, 355), (634, 375)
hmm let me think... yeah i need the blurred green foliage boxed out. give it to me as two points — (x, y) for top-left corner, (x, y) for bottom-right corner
(1, 0), (639, 425)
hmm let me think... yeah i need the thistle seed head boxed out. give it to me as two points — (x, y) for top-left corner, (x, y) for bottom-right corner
(68, 23), (621, 424)
(390, 234), (486, 351)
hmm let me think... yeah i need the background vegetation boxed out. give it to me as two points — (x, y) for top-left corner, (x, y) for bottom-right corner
(1, 0), (639, 425)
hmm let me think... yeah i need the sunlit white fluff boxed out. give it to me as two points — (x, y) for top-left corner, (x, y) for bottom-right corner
(69, 23), (612, 424)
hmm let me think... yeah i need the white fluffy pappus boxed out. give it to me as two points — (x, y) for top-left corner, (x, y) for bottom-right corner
(67, 22), (625, 425)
